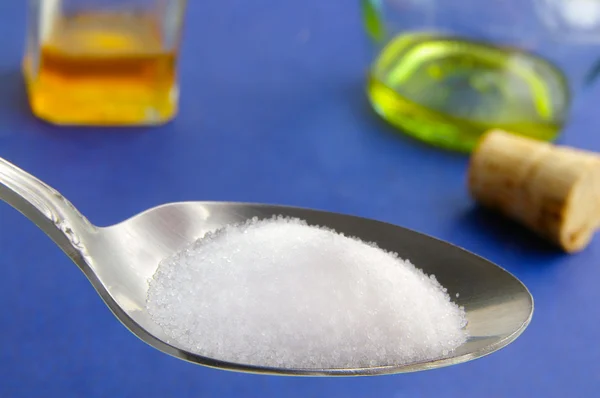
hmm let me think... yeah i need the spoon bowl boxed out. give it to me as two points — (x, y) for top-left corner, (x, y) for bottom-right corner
(0, 157), (533, 376)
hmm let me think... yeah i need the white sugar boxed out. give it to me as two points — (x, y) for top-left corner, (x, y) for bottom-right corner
(146, 216), (468, 369)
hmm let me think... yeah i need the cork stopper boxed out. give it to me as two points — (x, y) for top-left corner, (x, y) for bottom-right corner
(468, 130), (600, 252)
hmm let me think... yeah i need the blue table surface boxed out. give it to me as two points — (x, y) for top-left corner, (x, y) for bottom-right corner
(1, 1), (600, 397)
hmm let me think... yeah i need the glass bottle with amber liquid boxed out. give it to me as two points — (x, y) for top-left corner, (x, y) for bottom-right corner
(24, 0), (187, 126)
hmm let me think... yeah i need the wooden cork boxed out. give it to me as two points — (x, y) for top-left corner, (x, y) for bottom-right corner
(468, 130), (600, 253)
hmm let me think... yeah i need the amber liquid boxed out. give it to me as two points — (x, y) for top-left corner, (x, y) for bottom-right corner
(24, 12), (178, 126)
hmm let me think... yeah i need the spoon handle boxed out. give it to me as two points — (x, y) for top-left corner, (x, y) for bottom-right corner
(0, 156), (93, 260)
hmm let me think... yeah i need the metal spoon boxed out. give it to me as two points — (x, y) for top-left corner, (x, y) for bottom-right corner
(0, 156), (533, 376)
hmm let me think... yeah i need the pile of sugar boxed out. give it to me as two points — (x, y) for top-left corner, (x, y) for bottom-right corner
(146, 217), (468, 369)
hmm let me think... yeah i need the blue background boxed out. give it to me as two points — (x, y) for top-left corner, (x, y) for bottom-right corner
(1, 1), (599, 397)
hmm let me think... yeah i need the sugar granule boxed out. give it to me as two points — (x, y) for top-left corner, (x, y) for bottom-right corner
(146, 216), (468, 369)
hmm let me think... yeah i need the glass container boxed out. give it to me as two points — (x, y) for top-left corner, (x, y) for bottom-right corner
(24, 0), (187, 126)
(362, 0), (600, 151)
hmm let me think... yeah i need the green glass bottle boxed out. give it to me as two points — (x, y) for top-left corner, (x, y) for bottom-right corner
(362, 2), (571, 152)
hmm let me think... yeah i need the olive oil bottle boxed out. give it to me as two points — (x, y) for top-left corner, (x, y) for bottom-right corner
(367, 33), (570, 152)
